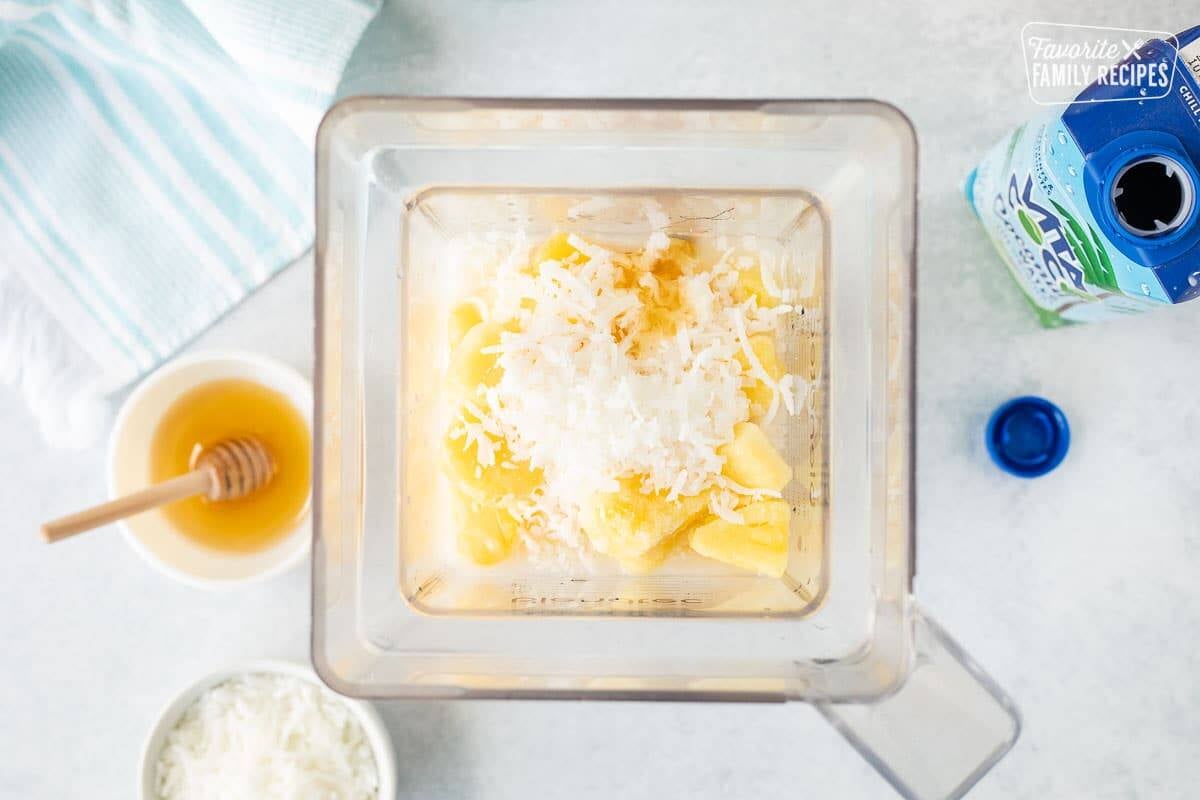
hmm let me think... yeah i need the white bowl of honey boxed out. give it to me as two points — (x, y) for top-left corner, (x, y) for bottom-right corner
(108, 351), (312, 588)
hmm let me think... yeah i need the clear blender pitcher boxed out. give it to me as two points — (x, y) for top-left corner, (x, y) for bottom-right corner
(313, 99), (1020, 800)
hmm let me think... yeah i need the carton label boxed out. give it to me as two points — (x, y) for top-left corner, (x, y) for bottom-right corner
(969, 114), (1167, 325)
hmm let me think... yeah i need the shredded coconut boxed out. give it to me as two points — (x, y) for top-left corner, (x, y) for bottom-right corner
(447, 219), (801, 569)
(154, 673), (378, 800)
(708, 489), (746, 525)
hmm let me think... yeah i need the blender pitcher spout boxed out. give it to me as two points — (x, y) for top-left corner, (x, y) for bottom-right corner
(816, 605), (1021, 800)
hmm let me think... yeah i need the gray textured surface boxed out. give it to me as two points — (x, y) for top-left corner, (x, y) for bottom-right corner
(4, 1), (1199, 797)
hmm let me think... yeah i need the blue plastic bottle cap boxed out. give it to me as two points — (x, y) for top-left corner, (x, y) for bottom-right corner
(985, 396), (1070, 478)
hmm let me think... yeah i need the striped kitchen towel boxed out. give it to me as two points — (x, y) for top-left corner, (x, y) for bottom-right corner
(0, 0), (380, 446)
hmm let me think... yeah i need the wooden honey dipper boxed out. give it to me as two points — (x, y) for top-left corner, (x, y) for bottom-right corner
(40, 436), (275, 544)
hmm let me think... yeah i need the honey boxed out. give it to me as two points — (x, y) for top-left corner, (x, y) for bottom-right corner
(149, 378), (311, 553)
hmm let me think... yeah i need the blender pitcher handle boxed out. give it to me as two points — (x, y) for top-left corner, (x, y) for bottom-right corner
(815, 606), (1021, 800)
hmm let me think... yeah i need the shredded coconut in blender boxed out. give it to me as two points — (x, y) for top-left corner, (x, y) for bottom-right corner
(443, 208), (805, 571)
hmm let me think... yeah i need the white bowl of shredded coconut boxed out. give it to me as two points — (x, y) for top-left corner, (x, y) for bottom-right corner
(139, 661), (396, 800)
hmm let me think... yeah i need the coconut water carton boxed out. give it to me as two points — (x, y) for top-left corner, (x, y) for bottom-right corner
(967, 25), (1200, 325)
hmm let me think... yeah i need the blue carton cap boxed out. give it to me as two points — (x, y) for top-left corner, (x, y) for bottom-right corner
(985, 396), (1070, 478)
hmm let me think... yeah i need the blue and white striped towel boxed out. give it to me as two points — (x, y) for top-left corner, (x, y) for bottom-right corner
(0, 0), (380, 445)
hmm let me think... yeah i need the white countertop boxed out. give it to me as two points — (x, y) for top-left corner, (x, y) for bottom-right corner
(4, 1), (1199, 797)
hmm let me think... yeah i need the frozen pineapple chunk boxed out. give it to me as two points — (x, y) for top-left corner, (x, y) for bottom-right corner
(733, 264), (780, 309)
(719, 422), (792, 491)
(650, 237), (698, 276)
(618, 541), (671, 575)
(448, 298), (485, 348)
(454, 495), (520, 566)
(448, 321), (505, 397)
(534, 232), (590, 266)
(688, 498), (791, 577)
(618, 529), (686, 575)
(738, 497), (791, 526)
(735, 334), (783, 417)
(579, 478), (708, 561)
(443, 418), (542, 501)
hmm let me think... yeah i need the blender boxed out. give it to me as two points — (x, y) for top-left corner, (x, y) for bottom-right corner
(313, 99), (1020, 800)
